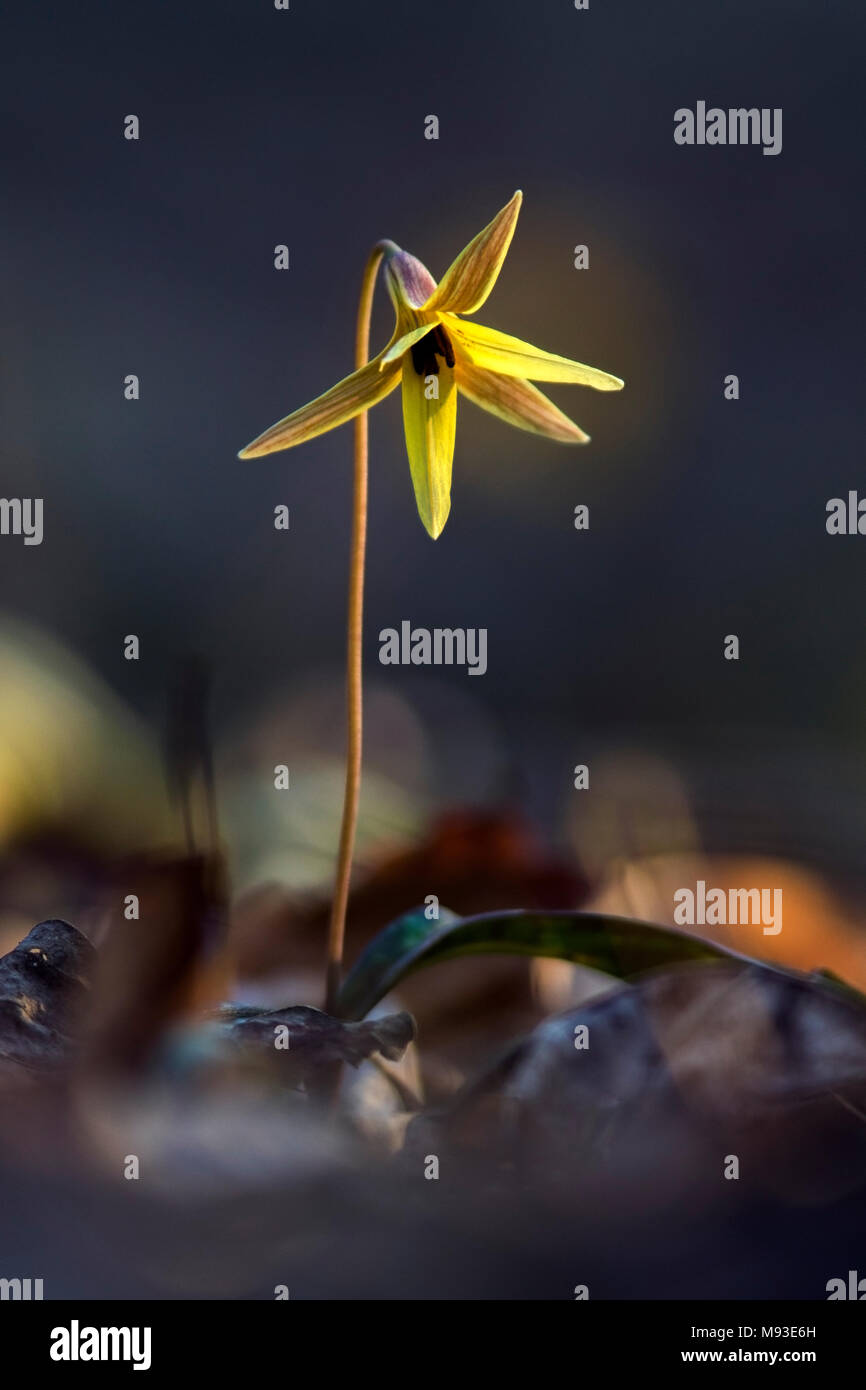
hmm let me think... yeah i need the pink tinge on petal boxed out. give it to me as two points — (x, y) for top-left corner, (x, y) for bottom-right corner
(384, 250), (438, 310)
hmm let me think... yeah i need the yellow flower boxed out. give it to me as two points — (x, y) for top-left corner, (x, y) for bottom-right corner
(239, 191), (624, 538)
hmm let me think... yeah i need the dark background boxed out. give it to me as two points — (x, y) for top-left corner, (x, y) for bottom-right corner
(3, 0), (866, 876)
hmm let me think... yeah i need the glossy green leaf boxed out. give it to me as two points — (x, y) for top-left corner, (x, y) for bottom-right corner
(335, 906), (755, 1021)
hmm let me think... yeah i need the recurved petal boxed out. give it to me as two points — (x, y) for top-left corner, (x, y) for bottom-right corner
(238, 355), (401, 458)
(380, 321), (439, 368)
(449, 318), (624, 390)
(401, 362), (457, 539)
(456, 362), (590, 443)
(425, 191), (522, 315)
(384, 249), (438, 313)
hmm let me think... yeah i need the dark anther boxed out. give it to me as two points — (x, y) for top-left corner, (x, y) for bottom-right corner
(411, 324), (455, 377)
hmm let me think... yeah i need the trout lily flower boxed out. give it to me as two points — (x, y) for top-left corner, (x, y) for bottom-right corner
(239, 191), (624, 538)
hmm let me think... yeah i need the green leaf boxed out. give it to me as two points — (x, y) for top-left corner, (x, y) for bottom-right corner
(335, 907), (754, 1021)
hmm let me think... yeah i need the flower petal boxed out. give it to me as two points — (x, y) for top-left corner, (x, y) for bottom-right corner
(449, 318), (624, 390)
(384, 248), (438, 313)
(380, 321), (439, 368)
(238, 355), (401, 458)
(425, 191), (522, 315)
(401, 362), (457, 539)
(456, 362), (589, 443)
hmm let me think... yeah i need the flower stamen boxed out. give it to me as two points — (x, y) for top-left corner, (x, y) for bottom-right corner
(410, 324), (456, 377)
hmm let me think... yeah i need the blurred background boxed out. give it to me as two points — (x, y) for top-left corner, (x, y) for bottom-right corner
(2, 0), (866, 996)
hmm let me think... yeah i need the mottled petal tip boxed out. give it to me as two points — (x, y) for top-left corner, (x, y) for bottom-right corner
(384, 248), (438, 314)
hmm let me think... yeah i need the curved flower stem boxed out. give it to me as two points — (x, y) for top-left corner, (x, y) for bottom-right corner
(325, 241), (389, 1013)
